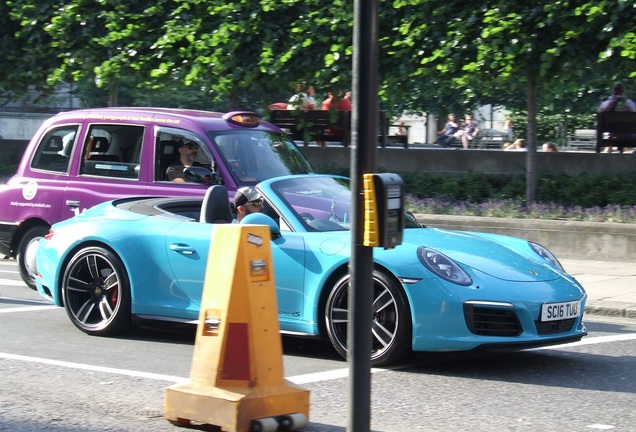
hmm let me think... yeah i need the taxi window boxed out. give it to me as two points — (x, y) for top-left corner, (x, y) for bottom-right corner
(30, 126), (78, 173)
(80, 124), (144, 179)
(155, 127), (214, 182)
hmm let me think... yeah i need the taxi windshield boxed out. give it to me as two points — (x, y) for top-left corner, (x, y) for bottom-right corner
(209, 130), (314, 186)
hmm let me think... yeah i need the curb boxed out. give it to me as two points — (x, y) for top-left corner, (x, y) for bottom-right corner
(585, 304), (636, 320)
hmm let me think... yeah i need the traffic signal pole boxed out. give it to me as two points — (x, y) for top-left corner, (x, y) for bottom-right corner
(348, 0), (379, 431)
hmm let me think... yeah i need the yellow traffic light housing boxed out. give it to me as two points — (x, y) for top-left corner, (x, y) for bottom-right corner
(363, 173), (404, 249)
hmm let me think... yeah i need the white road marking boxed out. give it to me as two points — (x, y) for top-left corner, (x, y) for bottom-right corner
(532, 333), (636, 350)
(287, 367), (389, 384)
(0, 278), (27, 287)
(0, 296), (57, 313)
(0, 305), (59, 313)
(1, 333), (634, 385)
(0, 351), (390, 385)
(0, 352), (189, 383)
(587, 424), (615, 430)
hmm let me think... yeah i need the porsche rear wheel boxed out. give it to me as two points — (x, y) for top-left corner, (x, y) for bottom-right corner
(324, 270), (412, 366)
(62, 246), (132, 336)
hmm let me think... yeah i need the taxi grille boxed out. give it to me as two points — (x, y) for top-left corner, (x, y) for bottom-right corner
(535, 318), (575, 335)
(463, 305), (522, 336)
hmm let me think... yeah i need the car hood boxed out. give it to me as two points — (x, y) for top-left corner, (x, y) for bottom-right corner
(402, 227), (561, 282)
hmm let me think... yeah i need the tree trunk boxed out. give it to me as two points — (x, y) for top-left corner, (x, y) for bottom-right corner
(228, 87), (239, 111)
(108, 80), (119, 107)
(525, 70), (538, 205)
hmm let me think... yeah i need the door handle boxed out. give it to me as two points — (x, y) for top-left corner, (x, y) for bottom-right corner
(66, 200), (81, 208)
(169, 243), (196, 255)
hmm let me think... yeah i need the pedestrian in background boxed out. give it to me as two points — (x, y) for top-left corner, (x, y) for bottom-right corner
(459, 114), (480, 149)
(504, 138), (527, 151)
(504, 119), (514, 141)
(437, 113), (461, 148)
(287, 82), (317, 110)
(542, 142), (559, 152)
(598, 82), (636, 112)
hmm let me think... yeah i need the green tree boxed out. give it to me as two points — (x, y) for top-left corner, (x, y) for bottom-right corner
(389, 0), (636, 203)
(9, 0), (357, 110)
(1, 0), (62, 105)
(126, 0), (356, 109)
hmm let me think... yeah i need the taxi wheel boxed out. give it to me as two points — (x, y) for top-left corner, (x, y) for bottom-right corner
(324, 270), (412, 366)
(17, 225), (50, 290)
(62, 246), (132, 336)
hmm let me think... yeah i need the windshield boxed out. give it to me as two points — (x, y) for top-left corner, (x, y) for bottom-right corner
(208, 130), (314, 186)
(270, 176), (421, 232)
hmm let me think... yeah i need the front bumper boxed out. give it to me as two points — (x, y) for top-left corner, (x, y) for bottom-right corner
(406, 273), (588, 353)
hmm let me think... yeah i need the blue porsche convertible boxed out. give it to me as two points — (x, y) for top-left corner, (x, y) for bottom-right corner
(35, 174), (587, 366)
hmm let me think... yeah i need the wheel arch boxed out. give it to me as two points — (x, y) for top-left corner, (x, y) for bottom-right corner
(316, 264), (349, 337)
(12, 217), (50, 257)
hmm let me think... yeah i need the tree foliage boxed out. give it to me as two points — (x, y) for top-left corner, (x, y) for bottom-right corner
(1, 1), (62, 105)
(4, 0), (635, 118)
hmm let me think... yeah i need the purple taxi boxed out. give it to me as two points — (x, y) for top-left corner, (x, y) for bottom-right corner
(0, 107), (314, 289)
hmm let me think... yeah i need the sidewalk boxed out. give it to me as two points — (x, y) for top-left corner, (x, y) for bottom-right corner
(561, 259), (636, 319)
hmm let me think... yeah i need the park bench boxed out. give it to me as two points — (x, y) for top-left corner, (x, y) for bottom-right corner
(267, 110), (410, 148)
(268, 109), (352, 146)
(596, 111), (636, 153)
(567, 129), (597, 151)
(473, 129), (508, 149)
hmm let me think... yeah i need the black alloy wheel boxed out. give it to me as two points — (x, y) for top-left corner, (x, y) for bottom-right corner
(62, 246), (132, 336)
(324, 270), (412, 366)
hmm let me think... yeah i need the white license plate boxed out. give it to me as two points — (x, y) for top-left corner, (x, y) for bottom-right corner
(541, 301), (581, 321)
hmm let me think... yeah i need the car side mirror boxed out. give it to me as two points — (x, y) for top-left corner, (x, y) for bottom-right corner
(240, 213), (282, 240)
(404, 210), (424, 228)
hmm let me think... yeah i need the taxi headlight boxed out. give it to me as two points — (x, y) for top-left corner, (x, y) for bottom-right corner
(529, 241), (564, 271)
(417, 247), (472, 286)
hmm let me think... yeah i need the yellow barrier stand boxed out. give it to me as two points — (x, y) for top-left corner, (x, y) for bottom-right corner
(165, 224), (310, 432)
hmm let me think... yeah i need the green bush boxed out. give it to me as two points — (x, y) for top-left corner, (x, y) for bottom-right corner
(403, 172), (636, 206)
(319, 165), (636, 207)
(400, 173), (636, 223)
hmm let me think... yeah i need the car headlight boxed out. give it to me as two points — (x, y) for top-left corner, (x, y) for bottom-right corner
(529, 241), (564, 271)
(417, 247), (472, 286)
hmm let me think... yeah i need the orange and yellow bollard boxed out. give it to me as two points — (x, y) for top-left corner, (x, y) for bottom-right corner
(165, 224), (310, 432)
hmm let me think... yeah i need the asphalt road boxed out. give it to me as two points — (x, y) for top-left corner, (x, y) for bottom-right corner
(1, 258), (636, 432)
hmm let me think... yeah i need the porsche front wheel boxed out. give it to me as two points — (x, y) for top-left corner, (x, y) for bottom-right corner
(324, 270), (412, 366)
(62, 246), (132, 336)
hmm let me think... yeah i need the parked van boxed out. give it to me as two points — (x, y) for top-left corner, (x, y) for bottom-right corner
(0, 107), (314, 288)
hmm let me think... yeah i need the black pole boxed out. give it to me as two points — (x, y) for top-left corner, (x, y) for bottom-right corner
(348, 0), (378, 431)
